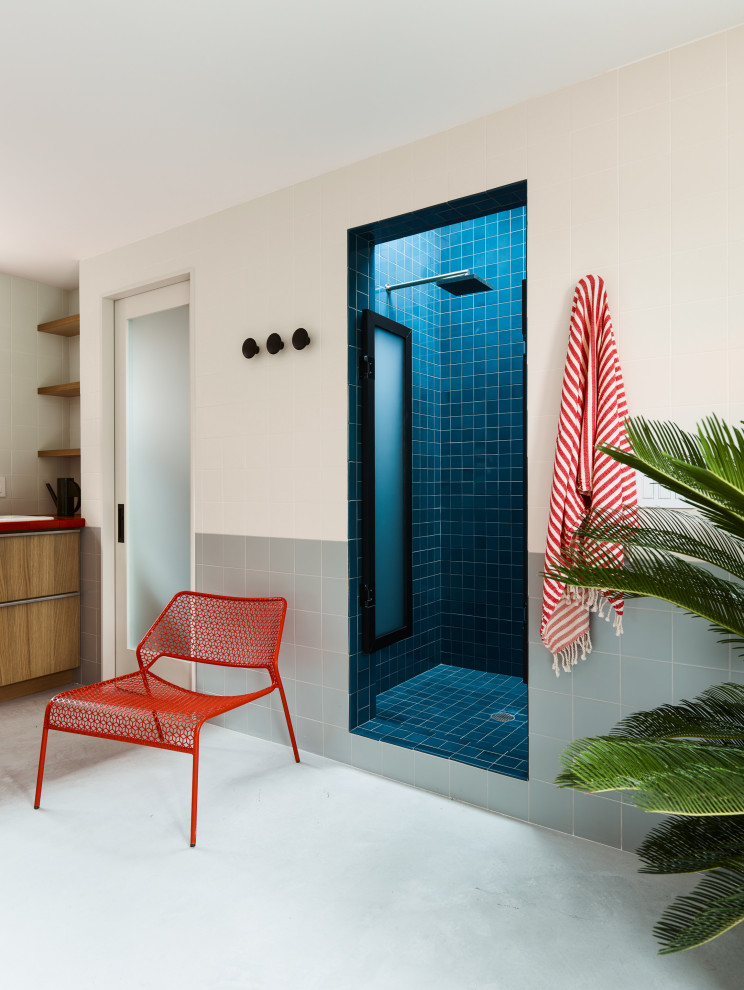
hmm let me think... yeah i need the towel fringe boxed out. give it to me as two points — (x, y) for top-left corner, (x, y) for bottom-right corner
(552, 630), (593, 676)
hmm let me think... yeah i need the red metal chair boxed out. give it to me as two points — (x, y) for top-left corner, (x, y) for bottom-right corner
(34, 592), (299, 846)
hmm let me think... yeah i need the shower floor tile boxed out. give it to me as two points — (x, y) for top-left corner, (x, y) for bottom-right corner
(354, 664), (528, 779)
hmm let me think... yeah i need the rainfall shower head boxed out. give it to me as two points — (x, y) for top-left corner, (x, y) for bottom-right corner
(385, 269), (493, 296)
(436, 273), (492, 296)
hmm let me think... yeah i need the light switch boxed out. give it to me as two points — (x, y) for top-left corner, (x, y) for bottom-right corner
(0, 476), (5, 497)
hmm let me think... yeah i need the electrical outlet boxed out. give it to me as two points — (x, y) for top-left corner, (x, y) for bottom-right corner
(636, 471), (689, 509)
(0, 476), (5, 497)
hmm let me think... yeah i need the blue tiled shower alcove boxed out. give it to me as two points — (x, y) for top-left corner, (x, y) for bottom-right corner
(348, 183), (529, 779)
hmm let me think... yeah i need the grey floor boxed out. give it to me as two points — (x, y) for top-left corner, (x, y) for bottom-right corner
(2, 690), (742, 990)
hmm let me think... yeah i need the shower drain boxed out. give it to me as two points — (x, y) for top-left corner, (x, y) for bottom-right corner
(491, 712), (516, 722)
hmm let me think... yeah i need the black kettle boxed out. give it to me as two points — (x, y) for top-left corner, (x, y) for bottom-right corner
(46, 477), (81, 517)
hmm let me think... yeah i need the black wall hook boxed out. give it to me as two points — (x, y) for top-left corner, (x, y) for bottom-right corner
(292, 327), (311, 350)
(266, 332), (284, 354)
(242, 337), (259, 359)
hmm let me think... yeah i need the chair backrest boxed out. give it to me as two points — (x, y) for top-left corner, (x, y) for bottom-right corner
(136, 592), (287, 672)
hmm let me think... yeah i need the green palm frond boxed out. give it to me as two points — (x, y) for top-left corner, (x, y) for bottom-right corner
(654, 869), (744, 953)
(575, 506), (744, 582)
(545, 546), (744, 651)
(610, 683), (744, 742)
(695, 416), (744, 491)
(556, 737), (744, 815)
(552, 412), (744, 952)
(638, 816), (744, 875)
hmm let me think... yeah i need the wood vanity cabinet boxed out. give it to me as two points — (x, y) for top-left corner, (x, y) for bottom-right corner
(0, 531), (80, 700)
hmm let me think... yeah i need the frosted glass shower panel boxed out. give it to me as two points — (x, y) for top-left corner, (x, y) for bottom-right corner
(374, 328), (406, 636)
(360, 309), (412, 653)
(127, 304), (190, 648)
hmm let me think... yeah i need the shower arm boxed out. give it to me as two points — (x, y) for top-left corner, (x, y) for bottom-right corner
(384, 270), (470, 292)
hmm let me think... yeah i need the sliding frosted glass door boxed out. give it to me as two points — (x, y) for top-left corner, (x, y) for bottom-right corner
(360, 309), (412, 653)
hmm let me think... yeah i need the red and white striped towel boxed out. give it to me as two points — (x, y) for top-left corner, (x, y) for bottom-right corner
(540, 275), (636, 674)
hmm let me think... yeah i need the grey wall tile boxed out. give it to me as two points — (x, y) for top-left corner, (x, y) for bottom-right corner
(295, 539), (322, 575)
(621, 801), (667, 852)
(351, 732), (383, 774)
(295, 645), (323, 685)
(323, 687), (349, 728)
(573, 697), (621, 738)
(621, 608), (672, 661)
(294, 715), (323, 755)
(271, 676), (294, 710)
(80, 659), (99, 685)
(244, 569), (270, 596)
(672, 610), (730, 669)
(198, 664), (224, 695)
(573, 793), (621, 848)
(414, 751), (450, 797)
(528, 552), (544, 599)
(295, 574), (322, 612)
(295, 610), (322, 649)
(673, 663), (728, 704)
(223, 566), (245, 596)
(322, 613), (348, 653)
(201, 565), (223, 594)
(202, 533), (223, 566)
(486, 773), (528, 820)
(245, 668), (272, 696)
(624, 597), (671, 613)
(450, 763), (488, 807)
(223, 534), (246, 570)
(572, 652), (620, 702)
(590, 613), (622, 655)
(277, 642), (296, 680)
(322, 577), (348, 616)
(225, 702), (272, 740)
(382, 741), (415, 785)
(269, 571), (294, 600)
(527, 595), (542, 643)
(529, 780), (573, 833)
(323, 724), (352, 763)
(295, 681), (323, 720)
(528, 640), (571, 694)
(223, 668), (248, 694)
(245, 535), (270, 570)
(621, 656), (672, 710)
(270, 707), (302, 750)
(322, 651), (349, 691)
(529, 688), (572, 738)
(270, 537), (295, 573)
(322, 540), (347, 579)
(529, 733), (568, 784)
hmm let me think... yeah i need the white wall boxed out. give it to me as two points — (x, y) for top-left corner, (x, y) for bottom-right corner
(0, 274), (76, 514)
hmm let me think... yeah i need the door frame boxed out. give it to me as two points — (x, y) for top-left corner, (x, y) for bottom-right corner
(99, 271), (196, 681)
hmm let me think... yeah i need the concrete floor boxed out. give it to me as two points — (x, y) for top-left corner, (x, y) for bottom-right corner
(1, 690), (742, 990)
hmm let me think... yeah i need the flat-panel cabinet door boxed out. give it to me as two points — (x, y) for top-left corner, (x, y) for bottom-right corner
(0, 597), (80, 686)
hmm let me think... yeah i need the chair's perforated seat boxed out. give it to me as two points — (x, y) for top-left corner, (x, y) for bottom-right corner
(47, 671), (255, 752)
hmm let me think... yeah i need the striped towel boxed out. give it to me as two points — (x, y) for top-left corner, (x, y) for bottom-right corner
(540, 275), (636, 674)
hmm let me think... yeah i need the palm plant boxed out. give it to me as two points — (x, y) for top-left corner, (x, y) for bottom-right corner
(544, 414), (744, 954)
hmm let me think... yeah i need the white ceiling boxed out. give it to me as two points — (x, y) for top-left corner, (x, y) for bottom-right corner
(2, 0), (743, 289)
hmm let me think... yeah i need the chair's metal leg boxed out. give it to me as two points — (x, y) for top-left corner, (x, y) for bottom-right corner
(275, 676), (300, 763)
(34, 716), (51, 809)
(190, 733), (200, 847)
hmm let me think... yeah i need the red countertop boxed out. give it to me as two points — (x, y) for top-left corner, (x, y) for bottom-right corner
(0, 515), (86, 534)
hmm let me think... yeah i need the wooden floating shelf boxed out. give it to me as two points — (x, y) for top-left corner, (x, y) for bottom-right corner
(37, 381), (80, 398)
(37, 314), (80, 337)
(37, 449), (81, 458)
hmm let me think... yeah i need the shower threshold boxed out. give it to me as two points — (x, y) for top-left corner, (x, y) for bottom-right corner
(353, 664), (528, 779)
